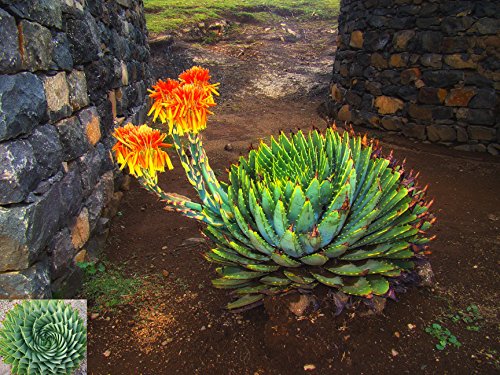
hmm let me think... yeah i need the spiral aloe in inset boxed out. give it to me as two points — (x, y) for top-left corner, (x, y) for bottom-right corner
(0, 300), (87, 375)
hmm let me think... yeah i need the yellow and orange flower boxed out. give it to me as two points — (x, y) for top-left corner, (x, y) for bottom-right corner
(179, 66), (220, 96)
(112, 124), (173, 182)
(147, 66), (219, 135)
(163, 83), (216, 135)
(148, 78), (180, 123)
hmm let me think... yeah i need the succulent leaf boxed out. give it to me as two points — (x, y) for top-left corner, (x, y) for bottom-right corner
(341, 277), (372, 296)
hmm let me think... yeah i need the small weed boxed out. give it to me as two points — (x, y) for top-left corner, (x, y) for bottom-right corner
(77, 260), (105, 277)
(425, 323), (461, 351)
(449, 304), (483, 331)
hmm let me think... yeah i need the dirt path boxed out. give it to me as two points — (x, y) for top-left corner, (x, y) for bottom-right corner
(87, 16), (500, 375)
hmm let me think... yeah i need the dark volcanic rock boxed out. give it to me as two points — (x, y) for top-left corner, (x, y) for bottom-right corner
(0, 73), (46, 141)
(3, 0), (62, 29)
(19, 20), (53, 71)
(0, 9), (22, 73)
(28, 125), (63, 180)
(51, 32), (74, 71)
(0, 184), (61, 271)
(55, 116), (90, 161)
(0, 261), (51, 298)
(0, 140), (38, 204)
(66, 13), (101, 64)
(48, 229), (75, 280)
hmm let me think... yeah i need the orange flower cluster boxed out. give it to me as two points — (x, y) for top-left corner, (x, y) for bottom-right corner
(112, 124), (173, 182)
(148, 66), (219, 135)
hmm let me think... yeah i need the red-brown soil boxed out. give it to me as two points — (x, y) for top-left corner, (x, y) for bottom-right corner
(87, 17), (500, 375)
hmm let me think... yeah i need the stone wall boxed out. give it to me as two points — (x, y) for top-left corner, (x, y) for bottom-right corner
(328, 0), (499, 154)
(0, 0), (151, 298)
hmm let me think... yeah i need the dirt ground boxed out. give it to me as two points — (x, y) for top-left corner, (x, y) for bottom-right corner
(87, 15), (500, 375)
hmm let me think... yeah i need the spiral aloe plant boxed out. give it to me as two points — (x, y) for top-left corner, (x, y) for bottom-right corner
(113, 66), (435, 310)
(0, 300), (87, 375)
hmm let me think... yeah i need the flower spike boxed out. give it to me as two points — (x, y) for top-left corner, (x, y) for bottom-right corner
(112, 123), (173, 182)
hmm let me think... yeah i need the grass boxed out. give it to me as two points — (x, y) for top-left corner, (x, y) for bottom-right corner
(144, 0), (340, 34)
(78, 261), (143, 312)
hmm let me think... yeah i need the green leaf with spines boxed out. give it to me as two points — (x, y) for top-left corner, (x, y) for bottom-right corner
(237, 188), (254, 226)
(203, 225), (230, 247)
(296, 200), (316, 233)
(227, 294), (265, 309)
(389, 260), (415, 270)
(279, 229), (304, 257)
(212, 278), (252, 288)
(385, 249), (414, 259)
(319, 179), (334, 206)
(232, 205), (252, 239)
(220, 208), (252, 246)
(270, 251), (301, 267)
(380, 269), (402, 277)
(234, 284), (269, 294)
(216, 266), (265, 280)
(260, 186), (276, 220)
(305, 178), (321, 215)
(228, 241), (270, 261)
(248, 187), (259, 218)
(244, 263), (281, 272)
(212, 248), (253, 265)
(341, 277), (372, 296)
(328, 263), (365, 276)
(283, 271), (315, 284)
(254, 204), (279, 246)
(324, 242), (349, 258)
(273, 200), (288, 238)
(362, 259), (397, 274)
(260, 276), (292, 286)
(284, 180), (294, 202)
(300, 252), (329, 266)
(288, 185), (306, 224)
(247, 229), (275, 255)
(311, 273), (343, 287)
(298, 230), (322, 254)
(317, 209), (342, 247)
(204, 251), (236, 265)
(367, 275), (390, 295)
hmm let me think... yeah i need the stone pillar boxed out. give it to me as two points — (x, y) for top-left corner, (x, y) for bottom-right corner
(328, 0), (499, 154)
(0, 0), (151, 297)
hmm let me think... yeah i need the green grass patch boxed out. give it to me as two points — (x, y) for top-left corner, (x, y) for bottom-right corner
(78, 261), (143, 312)
(144, 0), (340, 34)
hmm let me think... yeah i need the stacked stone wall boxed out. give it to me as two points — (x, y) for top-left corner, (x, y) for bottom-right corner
(0, 0), (151, 297)
(328, 0), (499, 154)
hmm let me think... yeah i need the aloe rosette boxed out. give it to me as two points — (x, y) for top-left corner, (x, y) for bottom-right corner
(0, 300), (86, 375)
(113, 66), (435, 310)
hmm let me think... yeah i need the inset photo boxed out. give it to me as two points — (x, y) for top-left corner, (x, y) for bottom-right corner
(0, 300), (87, 375)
